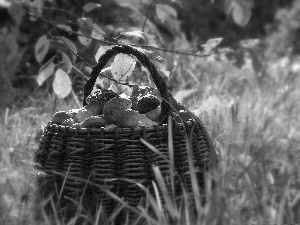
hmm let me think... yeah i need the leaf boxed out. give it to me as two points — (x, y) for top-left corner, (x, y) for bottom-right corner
(119, 31), (146, 39)
(83, 2), (101, 13)
(117, 31), (150, 45)
(60, 37), (77, 62)
(78, 17), (93, 47)
(0, 0), (10, 8)
(92, 76), (106, 93)
(56, 24), (72, 34)
(225, 50), (245, 69)
(232, 1), (252, 27)
(35, 35), (50, 64)
(238, 39), (260, 49)
(224, 0), (234, 15)
(30, 0), (44, 15)
(154, 60), (170, 79)
(135, 47), (165, 65)
(111, 53), (136, 82)
(108, 83), (119, 93)
(155, 4), (177, 22)
(135, 47), (169, 79)
(3, 194), (19, 218)
(247, 49), (263, 74)
(60, 52), (72, 74)
(91, 23), (105, 40)
(8, 1), (25, 25)
(201, 38), (223, 53)
(141, 66), (154, 86)
(95, 45), (114, 62)
(174, 89), (198, 102)
(52, 69), (72, 99)
(37, 57), (56, 86)
(149, 53), (169, 79)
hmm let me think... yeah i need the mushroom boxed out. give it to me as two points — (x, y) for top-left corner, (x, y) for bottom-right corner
(130, 85), (152, 110)
(85, 90), (119, 115)
(61, 118), (75, 127)
(52, 111), (72, 125)
(103, 97), (157, 128)
(82, 116), (107, 128)
(67, 91), (120, 124)
(148, 88), (161, 99)
(144, 106), (161, 121)
(61, 119), (83, 128)
(114, 109), (158, 128)
(84, 104), (101, 117)
(69, 104), (104, 123)
(104, 124), (118, 129)
(137, 94), (161, 121)
(103, 97), (132, 124)
(75, 108), (94, 123)
(72, 122), (83, 128)
(178, 109), (193, 122)
(68, 109), (80, 122)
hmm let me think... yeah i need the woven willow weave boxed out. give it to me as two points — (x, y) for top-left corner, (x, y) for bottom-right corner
(34, 45), (217, 215)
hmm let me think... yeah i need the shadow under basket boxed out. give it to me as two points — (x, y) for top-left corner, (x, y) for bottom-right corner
(34, 45), (217, 218)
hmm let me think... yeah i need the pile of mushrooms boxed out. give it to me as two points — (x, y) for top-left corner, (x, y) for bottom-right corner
(51, 87), (162, 129)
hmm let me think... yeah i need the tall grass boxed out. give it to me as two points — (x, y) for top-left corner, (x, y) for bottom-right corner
(0, 42), (300, 224)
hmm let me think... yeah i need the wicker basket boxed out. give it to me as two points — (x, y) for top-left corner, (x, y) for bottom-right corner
(35, 45), (217, 216)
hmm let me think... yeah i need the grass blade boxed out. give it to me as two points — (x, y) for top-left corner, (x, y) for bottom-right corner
(168, 115), (175, 197)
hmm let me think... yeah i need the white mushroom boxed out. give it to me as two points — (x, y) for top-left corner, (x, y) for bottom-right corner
(114, 109), (158, 128)
(75, 108), (94, 123)
(82, 116), (107, 128)
(52, 111), (72, 125)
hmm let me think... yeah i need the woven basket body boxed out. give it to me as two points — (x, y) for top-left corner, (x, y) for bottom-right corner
(35, 120), (212, 213)
(34, 45), (217, 216)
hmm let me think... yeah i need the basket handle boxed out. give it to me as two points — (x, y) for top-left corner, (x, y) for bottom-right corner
(83, 45), (170, 125)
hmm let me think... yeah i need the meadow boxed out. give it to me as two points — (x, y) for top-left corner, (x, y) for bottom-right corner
(1, 42), (299, 224)
(0, 1), (300, 224)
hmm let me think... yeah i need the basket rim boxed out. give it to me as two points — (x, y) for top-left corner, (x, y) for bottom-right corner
(46, 119), (198, 134)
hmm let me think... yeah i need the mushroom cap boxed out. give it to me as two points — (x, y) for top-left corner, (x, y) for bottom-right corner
(82, 116), (107, 128)
(137, 94), (160, 114)
(114, 110), (140, 128)
(76, 108), (94, 123)
(145, 106), (161, 121)
(137, 113), (158, 127)
(103, 97), (132, 124)
(84, 104), (102, 116)
(104, 124), (118, 129)
(131, 85), (152, 98)
(52, 111), (72, 125)
(131, 85), (155, 110)
(72, 122), (82, 128)
(86, 90), (119, 105)
(178, 109), (193, 121)
(170, 110), (193, 123)
(68, 109), (80, 122)
(85, 90), (119, 114)
(114, 109), (158, 128)
(148, 88), (161, 99)
(61, 118), (75, 127)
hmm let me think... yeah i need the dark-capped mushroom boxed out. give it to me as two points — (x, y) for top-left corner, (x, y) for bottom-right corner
(137, 94), (161, 121)
(85, 90), (119, 115)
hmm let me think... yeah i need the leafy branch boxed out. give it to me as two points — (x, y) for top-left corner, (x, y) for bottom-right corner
(31, 1), (232, 100)
(30, 11), (226, 60)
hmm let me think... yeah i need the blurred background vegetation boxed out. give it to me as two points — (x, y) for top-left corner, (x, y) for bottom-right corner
(0, 0), (300, 107)
(0, 0), (299, 224)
